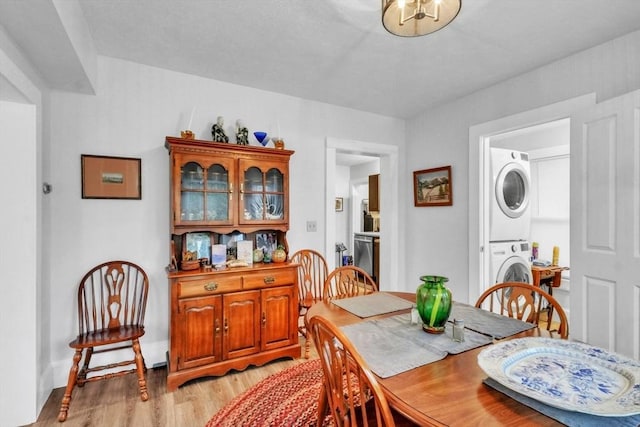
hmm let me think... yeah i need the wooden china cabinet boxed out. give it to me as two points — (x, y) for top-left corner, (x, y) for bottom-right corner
(164, 136), (300, 391)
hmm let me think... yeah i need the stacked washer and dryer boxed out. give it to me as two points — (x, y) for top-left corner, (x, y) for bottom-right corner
(488, 148), (533, 285)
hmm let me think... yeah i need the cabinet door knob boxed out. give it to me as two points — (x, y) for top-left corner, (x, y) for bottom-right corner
(263, 276), (275, 284)
(262, 312), (266, 325)
(204, 282), (218, 291)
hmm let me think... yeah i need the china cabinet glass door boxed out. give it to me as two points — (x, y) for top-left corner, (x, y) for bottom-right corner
(177, 156), (234, 226)
(239, 161), (287, 225)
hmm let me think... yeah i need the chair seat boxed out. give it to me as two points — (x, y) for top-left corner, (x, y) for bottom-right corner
(69, 326), (146, 348)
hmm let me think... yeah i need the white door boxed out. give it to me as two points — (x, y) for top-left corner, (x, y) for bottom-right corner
(570, 90), (640, 358)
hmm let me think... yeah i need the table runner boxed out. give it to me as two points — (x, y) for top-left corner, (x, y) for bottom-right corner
(452, 302), (535, 339)
(340, 313), (493, 378)
(330, 292), (414, 318)
(483, 378), (640, 426)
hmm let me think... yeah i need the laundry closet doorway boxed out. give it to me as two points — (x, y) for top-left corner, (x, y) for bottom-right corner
(467, 94), (595, 305)
(488, 120), (571, 314)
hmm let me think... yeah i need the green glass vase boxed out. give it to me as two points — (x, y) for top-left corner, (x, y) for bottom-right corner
(416, 275), (452, 334)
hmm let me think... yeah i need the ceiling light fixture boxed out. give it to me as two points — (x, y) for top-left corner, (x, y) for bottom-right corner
(382, 0), (461, 37)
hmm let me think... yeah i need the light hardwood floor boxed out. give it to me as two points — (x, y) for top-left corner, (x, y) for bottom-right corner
(27, 338), (316, 427)
(26, 318), (562, 426)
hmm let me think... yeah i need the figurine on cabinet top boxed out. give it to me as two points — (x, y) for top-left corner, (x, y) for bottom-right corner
(236, 119), (249, 145)
(211, 116), (229, 143)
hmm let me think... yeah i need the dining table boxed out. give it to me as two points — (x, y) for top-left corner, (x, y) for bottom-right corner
(306, 291), (564, 426)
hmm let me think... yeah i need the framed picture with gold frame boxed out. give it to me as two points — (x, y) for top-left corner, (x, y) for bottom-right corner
(413, 165), (452, 207)
(81, 154), (141, 199)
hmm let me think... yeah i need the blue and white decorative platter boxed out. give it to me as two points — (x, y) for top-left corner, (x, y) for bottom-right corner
(477, 337), (640, 416)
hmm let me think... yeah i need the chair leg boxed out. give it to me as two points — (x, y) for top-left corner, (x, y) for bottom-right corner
(132, 339), (149, 401)
(58, 349), (82, 422)
(304, 332), (311, 359)
(77, 347), (93, 387)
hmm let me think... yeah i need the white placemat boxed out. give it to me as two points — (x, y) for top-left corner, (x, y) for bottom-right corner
(452, 302), (536, 339)
(340, 313), (493, 378)
(330, 292), (413, 318)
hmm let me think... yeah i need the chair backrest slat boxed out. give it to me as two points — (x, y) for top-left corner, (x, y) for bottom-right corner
(77, 261), (149, 335)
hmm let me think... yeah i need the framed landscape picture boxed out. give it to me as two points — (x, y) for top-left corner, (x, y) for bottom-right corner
(413, 165), (452, 207)
(81, 154), (141, 199)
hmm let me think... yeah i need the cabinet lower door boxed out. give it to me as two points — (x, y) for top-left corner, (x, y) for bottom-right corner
(262, 285), (297, 351)
(223, 290), (261, 359)
(177, 295), (222, 370)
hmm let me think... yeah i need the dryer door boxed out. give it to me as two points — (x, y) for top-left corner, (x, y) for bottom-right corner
(495, 256), (532, 284)
(495, 162), (530, 219)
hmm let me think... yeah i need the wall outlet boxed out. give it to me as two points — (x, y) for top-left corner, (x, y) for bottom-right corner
(306, 220), (317, 232)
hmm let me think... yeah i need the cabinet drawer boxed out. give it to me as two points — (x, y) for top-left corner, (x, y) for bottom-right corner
(178, 276), (242, 298)
(243, 269), (295, 289)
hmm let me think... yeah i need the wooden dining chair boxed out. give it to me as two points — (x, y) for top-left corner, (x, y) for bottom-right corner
(475, 281), (569, 339)
(290, 249), (329, 358)
(58, 261), (150, 422)
(323, 265), (378, 301)
(308, 315), (396, 426)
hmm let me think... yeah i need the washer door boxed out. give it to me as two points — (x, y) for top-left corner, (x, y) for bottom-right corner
(495, 162), (530, 219)
(496, 256), (532, 284)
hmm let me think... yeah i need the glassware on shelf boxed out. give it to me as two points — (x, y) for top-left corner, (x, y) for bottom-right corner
(254, 131), (268, 146)
(181, 162), (204, 190)
(265, 169), (283, 192)
(207, 165), (229, 191)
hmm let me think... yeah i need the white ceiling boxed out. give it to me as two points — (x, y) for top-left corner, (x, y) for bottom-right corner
(2, 1), (640, 119)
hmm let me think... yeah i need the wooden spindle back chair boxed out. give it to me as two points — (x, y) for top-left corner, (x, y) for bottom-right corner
(290, 249), (329, 358)
(58, 260), (150, 422)
(308, 315), (396, 426)
(475, 281), (569, 339)
(323, 265), (378, 301)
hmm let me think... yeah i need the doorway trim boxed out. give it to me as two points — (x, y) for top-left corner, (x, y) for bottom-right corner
(467, 93), (596, 303)
(326, 138), (400, 290)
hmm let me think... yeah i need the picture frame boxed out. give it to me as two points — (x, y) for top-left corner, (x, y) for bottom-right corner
(81, 154), (141, 199)
(335, 197), (344, 212)
(255, 232), (277, 254)
(184, 232), (212, 261)
(413, 165), (452, 207)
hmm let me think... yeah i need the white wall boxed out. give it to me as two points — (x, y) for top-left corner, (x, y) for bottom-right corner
(406, 29), (640, 303)
(46, 56), (405, 387)
(0, 25), (47, 424)
(0, 101), (39, 425)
